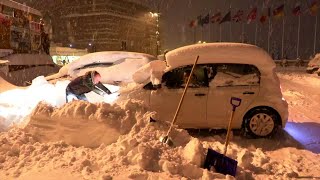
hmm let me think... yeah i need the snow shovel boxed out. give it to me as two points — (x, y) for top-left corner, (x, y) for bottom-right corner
(160, 55), (200, 145)
(203, 97), (242, 177)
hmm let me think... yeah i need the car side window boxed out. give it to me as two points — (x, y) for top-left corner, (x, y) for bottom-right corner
(210, 64), (260, 87)
(162, 65), (209, 89)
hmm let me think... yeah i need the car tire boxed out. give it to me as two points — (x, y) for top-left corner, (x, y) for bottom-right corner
(243, 108), (279, 138)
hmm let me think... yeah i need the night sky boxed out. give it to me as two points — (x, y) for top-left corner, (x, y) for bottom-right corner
(19, 0), (320, 59)
(142, 0), (319, 59)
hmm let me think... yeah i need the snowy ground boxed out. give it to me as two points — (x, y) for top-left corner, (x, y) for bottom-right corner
(0, 67), (319, 179)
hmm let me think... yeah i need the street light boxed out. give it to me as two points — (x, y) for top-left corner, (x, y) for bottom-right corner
(150, 11), (160, 55)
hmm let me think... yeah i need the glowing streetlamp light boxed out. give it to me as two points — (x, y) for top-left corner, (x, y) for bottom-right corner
(149, 11), (160, 55)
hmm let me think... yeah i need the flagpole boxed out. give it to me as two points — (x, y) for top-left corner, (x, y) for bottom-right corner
(281, 13), (285, 59)
(193, 27), (196, 43)
(268, 18), (271, 53)
(229, 22), (232, 42)
(209, 11), (212, 42)
(297, 15), (301, 59)
(201, 27), (204, 41)
(313, 14), (318, 56)
(241, 23), (244, 43)
(254, 22), (258, 45)
(219, 25), (222, 42)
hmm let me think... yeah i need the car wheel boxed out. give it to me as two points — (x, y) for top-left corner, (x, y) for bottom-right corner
(243, 108), (279, 138)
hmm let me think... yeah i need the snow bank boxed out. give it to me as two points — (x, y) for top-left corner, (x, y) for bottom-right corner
(0, 73), (18, 92)
(308, 53), (320, 66)
(1, 102), (319, 179)
(0, 66), (320, 179)
(45, 64), (70, 81)
(0, 76), (68, 131)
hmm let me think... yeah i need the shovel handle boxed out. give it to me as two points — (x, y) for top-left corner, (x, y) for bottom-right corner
(230, 97), (241, 111)
(223, 97), (241, 155)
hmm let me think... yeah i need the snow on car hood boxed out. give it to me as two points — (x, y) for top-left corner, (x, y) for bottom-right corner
(68, 51), (156, 76)
(132, 60), (167, 84)
(45, 51), (157, 84)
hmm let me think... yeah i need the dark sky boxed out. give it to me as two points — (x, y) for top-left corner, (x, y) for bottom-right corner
(18, 0), (320, 58)
(144, 0), (319, 59)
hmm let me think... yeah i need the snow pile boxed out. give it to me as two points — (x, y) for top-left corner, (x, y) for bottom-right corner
(45, 64), (70, 82)
(132, 60), (167, 84)
(0, 73), (17, 92)
(24, 99), (150, 147)
(1, 98), (320, 179)
(0, 76), (70, 131)
(308, 53), (320, 66)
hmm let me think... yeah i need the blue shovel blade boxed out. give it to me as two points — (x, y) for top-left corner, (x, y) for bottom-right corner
(203, 148), (238, 177)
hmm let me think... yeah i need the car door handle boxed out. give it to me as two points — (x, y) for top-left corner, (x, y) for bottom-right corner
(195, 93), (206, 96)
(243, 91), (255, 95)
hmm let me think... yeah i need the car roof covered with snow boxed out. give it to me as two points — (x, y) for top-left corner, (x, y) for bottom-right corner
(165, 43), (275, 74)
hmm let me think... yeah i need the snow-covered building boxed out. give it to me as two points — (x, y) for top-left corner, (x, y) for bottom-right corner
(18, 0), (158, 55)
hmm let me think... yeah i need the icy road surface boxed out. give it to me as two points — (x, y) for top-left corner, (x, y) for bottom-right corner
(277, 68), (320, 153)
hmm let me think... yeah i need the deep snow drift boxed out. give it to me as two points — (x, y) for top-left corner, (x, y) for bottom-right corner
(0, 67), (320, 179)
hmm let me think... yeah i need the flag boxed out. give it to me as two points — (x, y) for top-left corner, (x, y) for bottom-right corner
(211, 12), (221, 23)
(247, 7), (257, 24)
(232, 10), (244, 22)
(202, 13), (210, 25)
(0, 14), (11, 27)
(197, 15), (204, 26)
(189, 19), (198, 28)
(273, 4), (285, 18)
(292, 4), (302, 16)
(309, 0), (319, 16)
(264, 0), (271, 7)
(219, 11), (231, 24)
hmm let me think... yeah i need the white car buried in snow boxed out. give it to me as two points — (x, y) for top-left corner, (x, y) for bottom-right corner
(46, 51), (157, 84)
(121, 43), (289, 138)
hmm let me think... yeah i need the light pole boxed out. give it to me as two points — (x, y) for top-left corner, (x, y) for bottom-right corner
(149, 11), (160, 55)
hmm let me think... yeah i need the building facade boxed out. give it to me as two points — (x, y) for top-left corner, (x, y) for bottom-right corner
(18, 0), (158, 55)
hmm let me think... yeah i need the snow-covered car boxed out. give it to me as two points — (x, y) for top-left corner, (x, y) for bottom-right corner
(122, 43), (288, 138)
(46, 51), (157, 84)
(306, 53), (320, 75)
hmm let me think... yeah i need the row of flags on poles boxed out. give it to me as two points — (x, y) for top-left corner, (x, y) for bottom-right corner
(189, 0), (319, 27)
